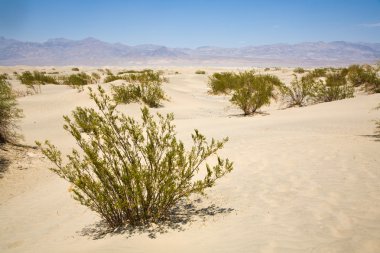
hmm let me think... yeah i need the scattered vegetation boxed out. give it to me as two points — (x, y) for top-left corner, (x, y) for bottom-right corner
(264, 68), (270, 71)
(37, 86), (233, 228)
(71, 67), (80, 71)
(0, 78), (23, 144)
(195, 70), (206, 74)
(112, 71), (168, 108)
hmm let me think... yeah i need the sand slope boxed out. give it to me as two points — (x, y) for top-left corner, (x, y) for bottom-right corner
(1, 67), (380, 253)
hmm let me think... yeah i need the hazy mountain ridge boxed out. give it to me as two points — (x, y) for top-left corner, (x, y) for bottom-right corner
(0, 37), (379, 67)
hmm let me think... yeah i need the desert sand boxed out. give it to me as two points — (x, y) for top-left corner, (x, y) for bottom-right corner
(1, 66), (380, 253)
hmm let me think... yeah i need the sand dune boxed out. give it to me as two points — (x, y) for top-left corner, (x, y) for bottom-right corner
(1, 66), (379, 253)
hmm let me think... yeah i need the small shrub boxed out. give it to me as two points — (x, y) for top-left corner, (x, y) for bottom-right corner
(0, 79), (23, 143)
(72, 67), (80, 71)
(279, 74), (317, 107)
(112, 71), (168, 108)
(230, 72), (281, 115)
(264, 68), (270, 71)
(195, 70), (206, 74)
(293, 67), (305, 74)
(314, 72), (354, 103)
(37, 86), (233, 228)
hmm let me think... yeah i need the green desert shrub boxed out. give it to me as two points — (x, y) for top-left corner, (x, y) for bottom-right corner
(36, 86), (233, 228)
(293, 67), (306, 74)
(71, 67), (80, 71)
(314, 72), (354, 103)
(195, 70), (206, 74)
(112, 71), (168, 108)
(230, 72), (281, 115)
(279, 74), (317, 107)
(0, 78), (23, 143)
(17, 71), (58, 93)
(208, 71), (241, 95)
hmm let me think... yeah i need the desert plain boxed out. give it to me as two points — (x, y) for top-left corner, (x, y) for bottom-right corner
(0, 66), (380, 253)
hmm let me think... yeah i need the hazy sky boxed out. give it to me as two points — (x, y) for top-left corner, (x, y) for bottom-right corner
(1, 0), (379, 47)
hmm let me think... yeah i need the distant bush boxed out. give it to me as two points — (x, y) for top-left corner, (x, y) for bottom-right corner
(346, 64), (380, 93)
(313, 71), (354, 103)
(230, 72), (282, 115)
(37, 86), (233, 228)
(104, 74), (122, 83)
(17, 71), (58, 93)
(279, 74), (317, 107)
(117, 69), (153, 75)
(112, 71), (168, 108)
(0, 78), (23, 143)
(71, 67), (80, 71)
(208, 71), (242, 95)
(264, 68), (270, 71)
(293, 67), (306, 74)
(195, 70), (206, 74)
(62, 72), (93, 90)
(309, 68), (328, 78)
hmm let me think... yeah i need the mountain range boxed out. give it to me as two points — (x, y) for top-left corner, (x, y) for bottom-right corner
(0, 37), (379, 67)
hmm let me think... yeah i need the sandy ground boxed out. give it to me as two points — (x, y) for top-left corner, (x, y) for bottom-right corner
(0, 66), (380, 253)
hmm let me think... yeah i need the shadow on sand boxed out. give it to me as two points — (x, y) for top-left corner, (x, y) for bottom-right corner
(0, 146), (11, 178)
(79, 199), (234, 240)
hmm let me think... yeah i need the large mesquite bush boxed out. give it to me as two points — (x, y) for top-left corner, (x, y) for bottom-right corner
(37, 86), (233, 228)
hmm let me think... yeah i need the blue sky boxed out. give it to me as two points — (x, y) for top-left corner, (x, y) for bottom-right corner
(0, 0), (379, 47)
